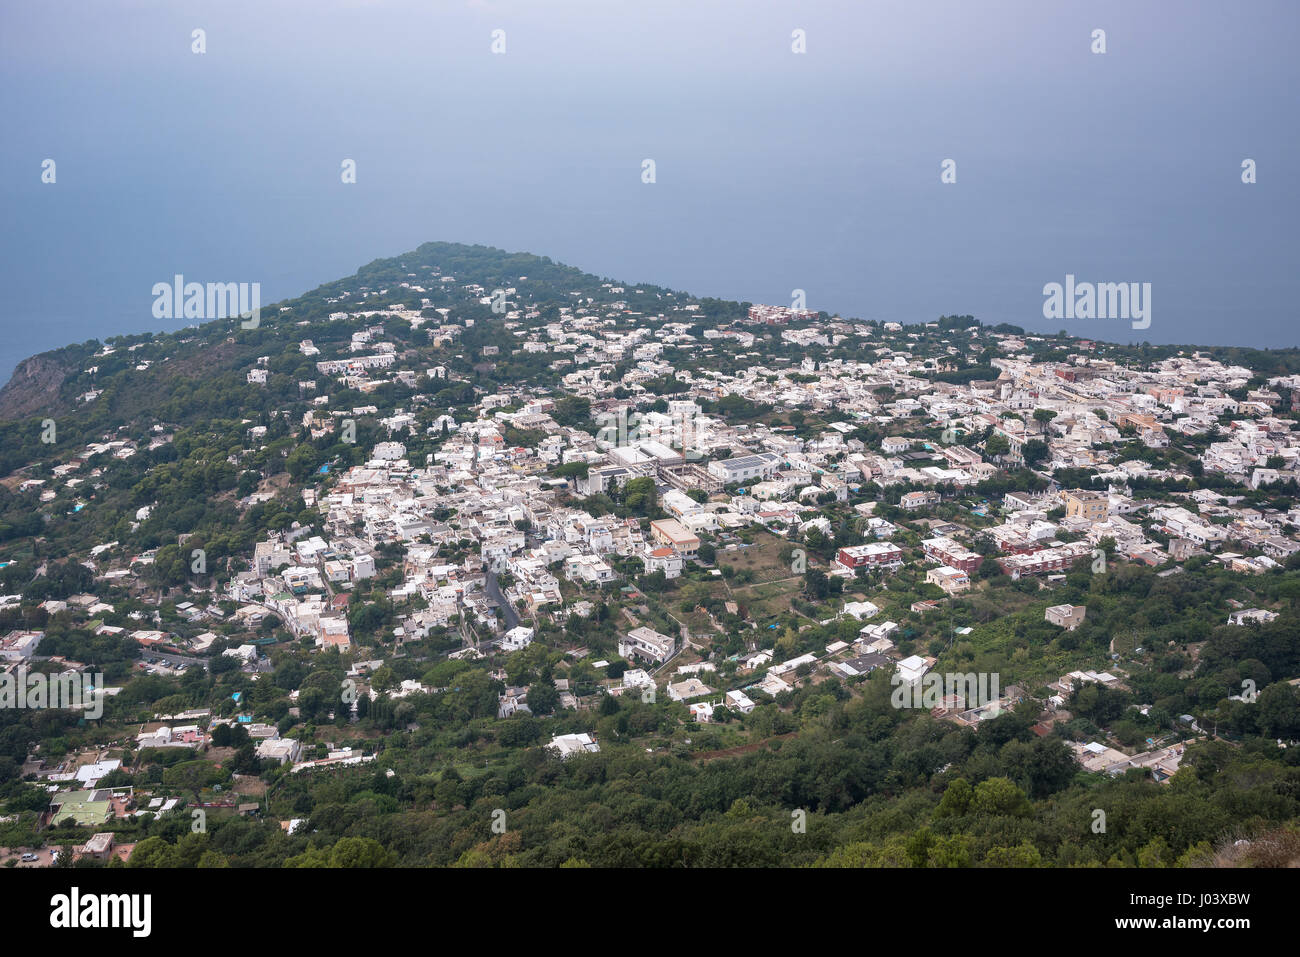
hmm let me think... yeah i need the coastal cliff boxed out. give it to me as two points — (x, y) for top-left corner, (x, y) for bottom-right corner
(0, 353), (69, 420)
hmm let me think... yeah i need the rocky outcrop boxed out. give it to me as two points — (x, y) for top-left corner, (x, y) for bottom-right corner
(0, 354), (70, 420)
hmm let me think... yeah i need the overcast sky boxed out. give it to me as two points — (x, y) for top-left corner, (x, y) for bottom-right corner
(2, 0), (1297, 380)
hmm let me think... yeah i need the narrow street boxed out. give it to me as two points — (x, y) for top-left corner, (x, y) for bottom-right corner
(484, 568), (520, 631)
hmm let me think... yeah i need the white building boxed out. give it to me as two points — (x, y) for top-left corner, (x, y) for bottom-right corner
(372, 442), (407, 461)
(619, 626), (676, 664)
(707, 452), (782, 485)
(501, 626), (535, 652)
(641, 546), (685, 579)
(548, 732), (600, 758)
(896, 654), (930, 686)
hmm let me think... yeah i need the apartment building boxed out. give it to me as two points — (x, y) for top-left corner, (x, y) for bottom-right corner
(997, 541), (1093, 579)
(835, 542), (904, 571)
(921, 537), (982, 574)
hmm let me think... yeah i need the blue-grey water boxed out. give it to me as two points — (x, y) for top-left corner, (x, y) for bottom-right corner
(1, 0), (1297, 384)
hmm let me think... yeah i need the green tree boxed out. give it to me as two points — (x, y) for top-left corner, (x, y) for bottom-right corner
(286, 444), (320, 482)
(934, 777), (973, 818)
(969, 777), (1033, 818)
(1022, 439), (1049, 467)
(527, 682), (560, 716)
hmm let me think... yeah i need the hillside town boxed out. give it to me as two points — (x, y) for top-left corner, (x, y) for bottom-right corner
(2, 245), (1298, 870)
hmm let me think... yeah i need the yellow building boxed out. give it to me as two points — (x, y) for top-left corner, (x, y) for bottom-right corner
(1062, 489), (1108, 523)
